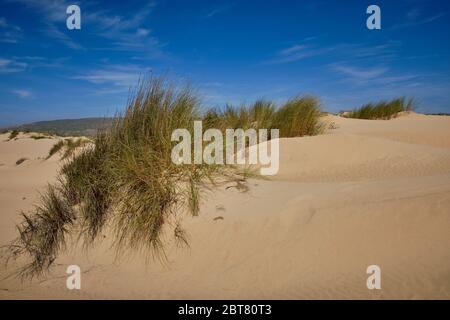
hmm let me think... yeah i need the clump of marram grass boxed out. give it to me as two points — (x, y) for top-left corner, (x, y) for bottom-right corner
(272, 96), (325, 137)
(8, 130), (19, 140)
(30, 134), (48, 140)
(46, 138), (91, 160)
(4, 78), (328, 279)
(61, 138), (91, 159)
(344, 97), (415, 120)
(214, 100), (276, 131)
(250, 100), (276, 129)
(5, 185), (75, 278)
(46, 140), (65, 159)
(3, 77), (250, 278)
(104, 78), (244, 258)
(203, 97), (323, 137)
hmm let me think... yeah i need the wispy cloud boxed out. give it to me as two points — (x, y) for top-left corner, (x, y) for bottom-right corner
(0, 16), (22, 43)
(341, 41), (400, 60)
(204, 3), (233, 19)
(0, 16), (21, 30)
(406, 8), (421, 21)
(72, 64), (152, 94)
(18, 55), (70, 69)
(265, 37), (401, 65)
(136, 28), (150, 37)
(332, 64), (388, 81)
(265, 43), (334, 64)
(8, 0), (82, 48)
(8, 0), (164, 55)
(82, 2), (164, 54)
(0, 57), (27, 73)
(12, 89), (32, 98)
(390, 9), (448, 30)
(331, 62), (418, 88)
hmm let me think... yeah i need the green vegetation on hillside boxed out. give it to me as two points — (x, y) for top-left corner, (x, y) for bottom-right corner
(5, 118), (114, 137)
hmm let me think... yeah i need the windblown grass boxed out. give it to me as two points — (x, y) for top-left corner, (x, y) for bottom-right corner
(203, 97), (323, 137)
(62, 138), (91, 159)
(46, 140), (65, 159)
(4, 77), (328, 278)
(213, 100), (276, 131)
(344, 97), (415, 120)
(30, 134), (49, 140)
(4, 77), (249, 278)
(272, 96), (325, 137)
(8, 130), (19, 140)
(46, 138), (91, 160)
(6, 185), (75, 278)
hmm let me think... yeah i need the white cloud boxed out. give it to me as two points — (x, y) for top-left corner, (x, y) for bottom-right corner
(12, 89), (32, 98)
(0, 57), (27, 73)
(8, 0), (163, 54)
(7, 0), (82, 48)
(391, 11), (448, 30)
(0, 16), (21, 30)
(265, 44), (335, 64)
(279, 44), (308, 55)
(72, 64), (152, 92)
(136, 28), (150, 37)
(332, 64), (388, 80)
(406, 8), (421, 21)
(0, 16), (22, 43)
(331, 62), (419, 90)
(204, 4), (233, 19)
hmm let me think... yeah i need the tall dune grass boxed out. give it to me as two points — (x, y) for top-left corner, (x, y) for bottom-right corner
(4, 77), (327, 278)
(3, 77), (250, 278)
(8, 130), (19, 140)
(46, 140), (65, 159)
(6, 185), (76, 278)
(272, 96), (324, 137)
(203, 96), (324, 137)
(344, 97), (415, 120)
(46, 138), (91, 160)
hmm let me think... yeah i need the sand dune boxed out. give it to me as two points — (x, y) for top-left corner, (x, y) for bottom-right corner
(1, 114), (450, 299)
(275, 133), (450, 182)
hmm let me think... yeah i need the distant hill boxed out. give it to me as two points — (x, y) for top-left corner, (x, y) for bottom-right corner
(4, 118), (114, 137)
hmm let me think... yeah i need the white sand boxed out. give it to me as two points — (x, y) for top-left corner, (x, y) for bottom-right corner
(1, 114), (449, 299)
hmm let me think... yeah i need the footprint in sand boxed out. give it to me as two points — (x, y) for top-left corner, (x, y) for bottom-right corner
(225, 181), (249, 193)
(215, 205), (226, 211)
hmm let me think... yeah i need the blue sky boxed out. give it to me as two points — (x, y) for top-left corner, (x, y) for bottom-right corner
(0, 0), (449, 126)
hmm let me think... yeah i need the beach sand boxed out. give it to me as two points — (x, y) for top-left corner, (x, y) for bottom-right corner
(1, 113), (449, 299)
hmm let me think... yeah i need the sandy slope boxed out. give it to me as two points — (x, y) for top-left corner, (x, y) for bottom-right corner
(0, 114), (449, 299)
